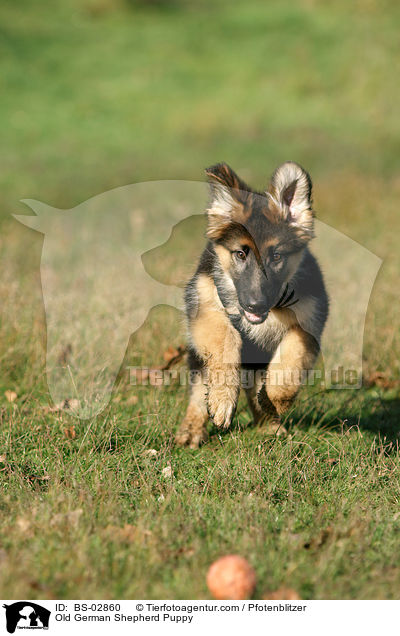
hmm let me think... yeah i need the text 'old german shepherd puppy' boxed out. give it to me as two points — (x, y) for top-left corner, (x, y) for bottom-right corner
(175, 162), (329, 449)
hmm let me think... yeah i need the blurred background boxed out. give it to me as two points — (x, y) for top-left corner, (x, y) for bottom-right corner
(1, 0), (399, 384)
(1, 0), (399, 213)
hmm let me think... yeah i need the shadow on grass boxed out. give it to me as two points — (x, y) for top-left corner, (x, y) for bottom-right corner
(204, 389), (400, 447)
(292, 389), (400, 446)
(349, 393), (400, 439)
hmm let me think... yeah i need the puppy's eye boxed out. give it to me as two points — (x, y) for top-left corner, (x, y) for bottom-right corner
(235, 250), (247, 261)
(272, 252), (282, 262)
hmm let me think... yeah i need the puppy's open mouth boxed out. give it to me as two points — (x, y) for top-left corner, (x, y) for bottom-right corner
(243, 310), (268, 324)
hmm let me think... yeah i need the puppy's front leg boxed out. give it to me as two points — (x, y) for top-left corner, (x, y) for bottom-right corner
(246, 381), (287, 436)
(261, 326), (319, 416)
(176, 375), (209, 449)
(192, 308), (241, 429)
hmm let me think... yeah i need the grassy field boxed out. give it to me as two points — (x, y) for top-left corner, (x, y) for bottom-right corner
(1, 0), (400, 599)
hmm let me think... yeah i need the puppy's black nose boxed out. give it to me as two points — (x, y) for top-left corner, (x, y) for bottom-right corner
(246, 301), (268, 315)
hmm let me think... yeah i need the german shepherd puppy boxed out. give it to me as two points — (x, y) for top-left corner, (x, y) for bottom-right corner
(175, 162), (328, 448)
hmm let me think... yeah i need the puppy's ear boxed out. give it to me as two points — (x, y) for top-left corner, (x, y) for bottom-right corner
(267, 162), (314, 236)
(205, 163), (250, 239)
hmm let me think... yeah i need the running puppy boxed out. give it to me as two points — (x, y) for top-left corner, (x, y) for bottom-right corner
(176, 162), (328, 448)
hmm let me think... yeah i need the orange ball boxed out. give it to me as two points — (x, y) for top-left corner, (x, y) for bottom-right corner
(206, 555), (256, 600)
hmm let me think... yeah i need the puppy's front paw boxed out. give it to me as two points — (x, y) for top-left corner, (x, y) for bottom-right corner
(175, 423), (208, 449)
(264, 418), (287, 437)
(207, 387), (237, 429)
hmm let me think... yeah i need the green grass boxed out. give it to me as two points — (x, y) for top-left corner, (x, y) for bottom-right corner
(1, 0), (400, 599)
(1, 389), (400, 599)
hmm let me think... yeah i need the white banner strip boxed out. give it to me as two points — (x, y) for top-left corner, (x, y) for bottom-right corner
(1, 599), (399, 635)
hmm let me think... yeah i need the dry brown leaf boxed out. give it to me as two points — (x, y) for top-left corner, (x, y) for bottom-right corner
(50, 509), (83, 528)
(263, 586), (301, 600)
(365, 371), (400, 389)
(58, 343), (72, 366)
(46, 398), (80, 413)
(16, 517), (31, 534)
(64, 425), (76, 439)
(118, 524), (137, 541)
(327, 458), (338, 466)
(176, 545), (195, 558)
(5, 390), (17, 403)
(102, 523), (137, 543)
(27, 473), (49, 485)
(304, 526), (333, 550)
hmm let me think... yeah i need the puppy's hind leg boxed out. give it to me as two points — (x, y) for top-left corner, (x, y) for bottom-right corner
(265, 326), (319, 416)
(245, 371), (287, 436)
(245, 383), (265, 426)
(175, 377), (208, 449)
